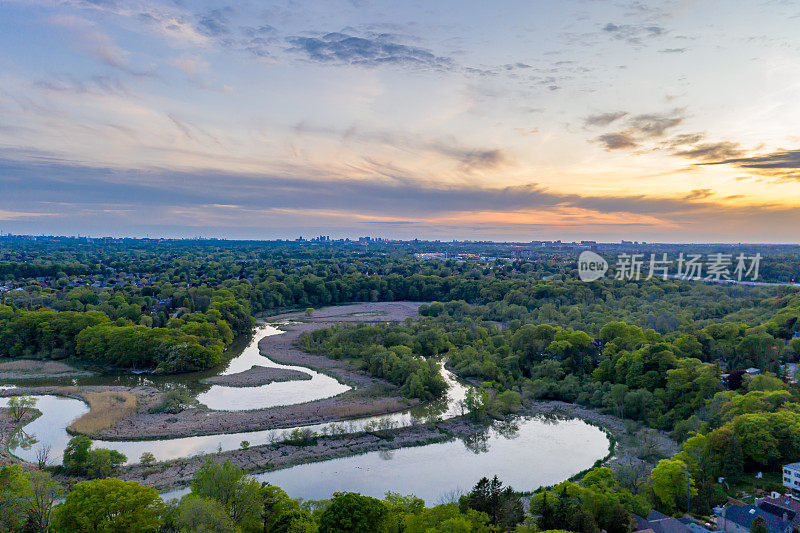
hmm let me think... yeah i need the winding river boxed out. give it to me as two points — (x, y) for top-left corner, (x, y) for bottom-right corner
(1, 320), (610, 501)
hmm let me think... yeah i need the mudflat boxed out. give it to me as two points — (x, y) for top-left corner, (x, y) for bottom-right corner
(0, 359), (93, 380)
(200, 366), (311, 387)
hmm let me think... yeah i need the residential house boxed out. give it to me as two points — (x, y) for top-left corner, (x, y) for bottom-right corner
(784, 463), (800, 498)
(716, 504), (794, 533)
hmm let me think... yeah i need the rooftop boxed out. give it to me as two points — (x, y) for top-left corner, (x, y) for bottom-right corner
(721, 504), (793, 532)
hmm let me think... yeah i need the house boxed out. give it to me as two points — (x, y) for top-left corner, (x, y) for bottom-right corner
(784, 463), (800, 497)
(633, 510), (715, 533)
(716, 504), (794, 532)
(757, 495), (800, 529)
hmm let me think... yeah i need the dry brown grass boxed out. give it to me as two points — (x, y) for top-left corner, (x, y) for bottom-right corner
(68, 391), (138, 436)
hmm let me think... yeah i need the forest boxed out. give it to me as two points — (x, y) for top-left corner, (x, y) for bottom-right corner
(0, 454), (644, 532)
(3, 240), (800, 531)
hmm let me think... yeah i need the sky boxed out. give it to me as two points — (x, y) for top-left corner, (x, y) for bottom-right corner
(1, 0), (800, 242)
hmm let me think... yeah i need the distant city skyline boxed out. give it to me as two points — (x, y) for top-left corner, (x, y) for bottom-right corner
(2, 1), (800, 242)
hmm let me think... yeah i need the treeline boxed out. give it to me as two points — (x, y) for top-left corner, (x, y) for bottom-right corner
(8, 241), (798, 338)
(0, 458), (653, 532)
(300, 324), (449, 400)
(308, 296), (800, 518)
(0, 289), (252, 372)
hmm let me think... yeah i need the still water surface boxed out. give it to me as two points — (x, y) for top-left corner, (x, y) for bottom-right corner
(1, 322), (610, 500)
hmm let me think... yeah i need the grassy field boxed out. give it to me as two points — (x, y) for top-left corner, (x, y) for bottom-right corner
(68, 391), (138, 436)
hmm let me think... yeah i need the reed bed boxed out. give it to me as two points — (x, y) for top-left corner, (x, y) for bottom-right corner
(68, 391), (138, 436)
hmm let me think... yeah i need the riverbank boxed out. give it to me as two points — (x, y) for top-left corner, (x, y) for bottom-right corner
(0, 302), (428, 441)
(258, 302), (425, 387)
(523, 400), (678, 480)
(118, 416), (486, 492)
(200, 366), (311, 387)
(0, 359), (93, 380)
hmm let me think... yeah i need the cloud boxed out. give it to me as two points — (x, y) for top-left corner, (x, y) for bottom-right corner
(592, 109), (685, 150)
(456, 149), (509, 170)
(169, 55), (210, 78)
(292, 122), (514, 171)
(584, 111), (628, 127)
(0, 155), (728, 219)
(673, 141), (745, 161)
(196, 7), (234, 37)
(628, 110), (684, 137)
(684, 189), (713, 200)
(47, 14), (150, 76)
(595, 132), (638, 150)
(703, 148), (800, 181)
(3, 155), (800, 241)
(602, 22), (665, 44)
(285, 32), (453, 69)
(33, 74), (128, 96)
(659, 48), (687, 53)
(0, 209), (53, 220)
(240, 25), (278, 57)
(665, 133), (705, 147)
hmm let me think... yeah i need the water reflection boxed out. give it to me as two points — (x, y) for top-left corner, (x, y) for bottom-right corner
(1, 321), (607, 498)
(1, 354), (470, 465)
(8, 428), (37, 451)
(0, 395), (88, 463)
(461, 431), (489, 454)
(2, 324), (350, 413)
(195, 324), (350, 410)
(378, 449), (394, 461)
(247, 417), (609, 503)
(493, 419), (521, 440)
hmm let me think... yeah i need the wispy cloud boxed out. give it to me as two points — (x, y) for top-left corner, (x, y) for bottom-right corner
(595, 132), (638, 150)
(602, 22), (665, 44)
(47, 14), (152, 76)
(673, 141), (745, 161)
(196, 7), (234, 37)
(591, 109), (685, 150)
(285, 32), (453, 69)
(292, 122), (514, 172)
(584, 111), (628, 127)
(703, 148), (800, 181)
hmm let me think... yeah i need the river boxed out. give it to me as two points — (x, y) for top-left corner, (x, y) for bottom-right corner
(1, 320), (610, 501)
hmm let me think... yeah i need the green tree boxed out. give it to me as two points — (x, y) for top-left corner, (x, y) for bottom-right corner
(139, 452), (156, 466)
(51, 479), (163, 533)
(85, 448), (127, 479)
(648, 458), (697, 514)
(750, 516), (768, 533)
(460, 475), (523, 529)
(176, 495), (236, 533)
(25, 470), (63, 533)
(260, 484), (303, 532)
(0, 465), (31, 532)
(7, 395), (37, 423)
(402, 504), (495, 533)
(62, 435), (92, 475)
(318, 492), (388, 533)
(190, 460), (262, 526)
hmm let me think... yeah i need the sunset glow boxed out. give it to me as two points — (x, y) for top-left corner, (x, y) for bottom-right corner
(2, 0), (800, 241)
